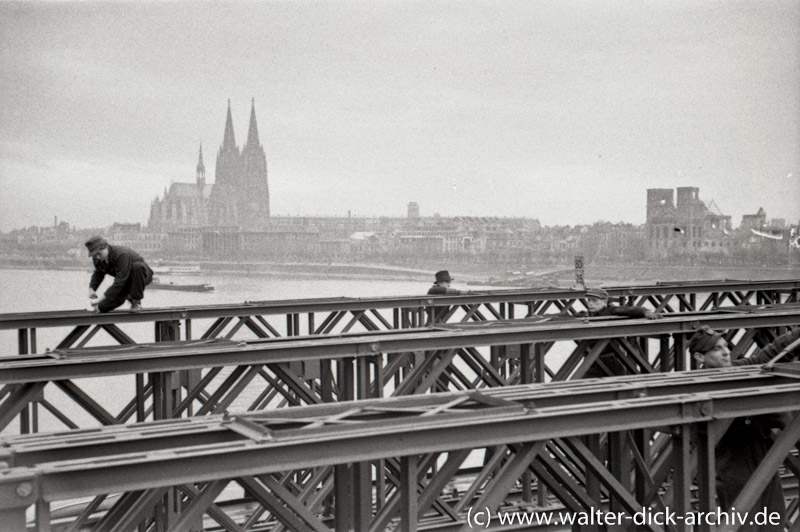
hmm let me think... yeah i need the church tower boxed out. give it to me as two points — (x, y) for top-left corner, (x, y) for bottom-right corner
(216, 100), (239, 186)
(206, 99), (271, 228)
(240, 98), (270, 228)
(196, 143), (205, 187)
(210, 100), (241, 226)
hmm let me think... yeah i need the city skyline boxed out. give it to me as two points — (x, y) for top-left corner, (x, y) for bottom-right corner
(1, 1), (799, 232)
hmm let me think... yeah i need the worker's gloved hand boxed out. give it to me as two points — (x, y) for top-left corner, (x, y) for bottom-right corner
(645, 311), (662, 320)
(88, 288), (97, 299)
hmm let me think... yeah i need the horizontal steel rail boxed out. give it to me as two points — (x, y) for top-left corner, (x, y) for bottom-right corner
(8, 379), (800, 485)
(1, 278), (798, 333)
(2, 309), (799, 384)
(2, 366), (800, 531)
(4, 365), (799, 468)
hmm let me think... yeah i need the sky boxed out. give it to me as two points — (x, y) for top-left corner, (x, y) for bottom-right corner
(1, 0), (798, 232)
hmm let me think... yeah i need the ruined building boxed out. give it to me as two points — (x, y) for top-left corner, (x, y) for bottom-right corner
(645, 187), (732, 257)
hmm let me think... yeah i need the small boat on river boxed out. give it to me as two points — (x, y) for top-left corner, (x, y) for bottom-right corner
(149, 277), (214, 292)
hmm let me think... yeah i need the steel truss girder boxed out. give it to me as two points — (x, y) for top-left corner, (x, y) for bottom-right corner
(3, 370), (800, 531)
(0, 314), (794, 435)
(2, 309), (799, 384)
(2, 291), (797, 437)
(6, 280), (800, 330)
(0, 331), (796, 444)
(3, 281), (799, 352)
(1, 367), (797, 485)
(2, 284), (798, 530)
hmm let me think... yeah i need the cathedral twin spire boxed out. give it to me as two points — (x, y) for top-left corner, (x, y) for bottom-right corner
(150, 99), (269, 230)
(222, 99), (237, 152)
(210, 98), (270, 226)
(221, 98), (261, 153)
(245, 98), (261, 149)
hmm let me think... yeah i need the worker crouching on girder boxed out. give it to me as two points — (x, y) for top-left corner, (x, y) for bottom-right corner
(85, 236), (153, 313)
(689, 325), (800, 531)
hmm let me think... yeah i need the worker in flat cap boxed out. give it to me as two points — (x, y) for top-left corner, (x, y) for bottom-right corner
(427, 270), (470, 295)
(560, 287), (661, 320)
(556, 287), (661, 378)
(85, 236), (153, 313)
(688, 325), (800, 531)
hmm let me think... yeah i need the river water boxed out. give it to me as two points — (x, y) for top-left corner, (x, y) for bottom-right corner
(0, 268), (436, 314)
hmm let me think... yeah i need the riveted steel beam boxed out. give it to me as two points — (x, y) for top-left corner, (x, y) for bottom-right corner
(2, 376), (798, 500)
(1, 310), (798, 385)
(2, 280), (798, 332)
(3, 368), (800, 531)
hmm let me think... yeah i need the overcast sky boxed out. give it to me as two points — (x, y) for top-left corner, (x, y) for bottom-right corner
(1, 0), (798, 232)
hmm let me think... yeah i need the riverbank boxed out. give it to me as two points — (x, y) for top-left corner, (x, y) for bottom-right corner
(0, 259), (444, 283)
(1, 257), (797, 285)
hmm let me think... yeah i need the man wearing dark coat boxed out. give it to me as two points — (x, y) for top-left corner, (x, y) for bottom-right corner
(558, 287), (661, 377)
(427, 270), (469, 295)
(427, 270), (472, 324)
(86, 236), (153, 313)
(558, 287), (661, 320)
(689, 325), (800, 531)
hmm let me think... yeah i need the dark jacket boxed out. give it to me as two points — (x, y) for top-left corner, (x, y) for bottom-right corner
(427, 284), (464, 295)
(714, 327), (800, 530)
(90, 245), (151, 301)
(426, 284), (467, 324)
(559, 304), (650, 319)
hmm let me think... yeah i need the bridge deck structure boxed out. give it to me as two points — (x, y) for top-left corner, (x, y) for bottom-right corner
(1, 306), (798, 436)
(1, 365), (800, 531)
(1, 280), (799, 531)
(3, 279), (798, 354)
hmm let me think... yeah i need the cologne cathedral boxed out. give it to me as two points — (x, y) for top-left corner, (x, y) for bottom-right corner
(148, 100), (270, 231)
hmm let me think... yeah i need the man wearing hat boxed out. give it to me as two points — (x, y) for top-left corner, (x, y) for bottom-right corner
(688, 325), (800, 530)
(564, 287), (661, 319)
(86, 236), (153, 313)
(557, 287), (660, 378)
(427, 270), (469, 295)
(427, 270), (473, 324)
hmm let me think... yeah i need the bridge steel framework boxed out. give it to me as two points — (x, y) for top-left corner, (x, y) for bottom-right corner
(3, 280), (798, 355)
(1, 281), (799, 531)
(1, 365), (800, 531)
(2, 280), (797, 435)
(1, 311), (799, 531)
(0, 308), (798, 435)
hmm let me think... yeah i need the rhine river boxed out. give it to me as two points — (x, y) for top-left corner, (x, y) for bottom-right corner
(0, 268), (435, 314)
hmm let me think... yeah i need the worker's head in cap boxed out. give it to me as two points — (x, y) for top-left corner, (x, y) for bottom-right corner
(434, 270), (453, 287)
(688, 326), (730, 368)
(85, 236), (109, 261)
(585, 287), (609, 312)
